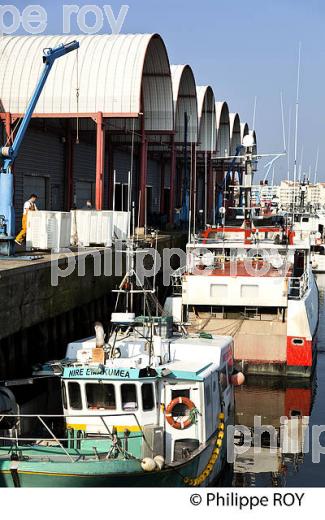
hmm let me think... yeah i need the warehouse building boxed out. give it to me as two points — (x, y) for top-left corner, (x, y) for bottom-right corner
(0, 34), (255, 232)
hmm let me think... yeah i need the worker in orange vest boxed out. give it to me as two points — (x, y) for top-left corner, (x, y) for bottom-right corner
(15, 194), (38, 245)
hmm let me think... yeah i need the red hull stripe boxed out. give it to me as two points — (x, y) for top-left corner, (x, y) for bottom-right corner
(286, 336), (313, 367)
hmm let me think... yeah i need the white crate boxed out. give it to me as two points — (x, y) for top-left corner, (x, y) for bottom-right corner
(109, 211), (130, 241)
(70, 210), (113, 247)
(26, 211), (71, 252)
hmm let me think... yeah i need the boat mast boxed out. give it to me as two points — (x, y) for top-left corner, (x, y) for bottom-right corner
(313, 146), (319, 185)
(292, 42), (302, 222)
(287, 106), (292, 182)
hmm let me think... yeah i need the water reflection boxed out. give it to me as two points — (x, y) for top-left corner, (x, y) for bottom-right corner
(233, 377), (315, 487)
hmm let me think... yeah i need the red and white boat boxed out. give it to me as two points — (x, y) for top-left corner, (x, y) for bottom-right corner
(167, 222), (318, 377)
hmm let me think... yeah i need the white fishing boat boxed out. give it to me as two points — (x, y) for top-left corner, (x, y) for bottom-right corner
(0, 242), (244, 487)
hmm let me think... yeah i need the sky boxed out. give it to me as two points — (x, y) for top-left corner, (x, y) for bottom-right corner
(5, 0), (325, 182)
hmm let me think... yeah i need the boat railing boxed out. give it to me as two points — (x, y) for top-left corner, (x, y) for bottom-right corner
(288, 270), (309, 300)
(0, 413), (146, 463)
(175, 253), (281, 277)
(171, 265), (187, 293)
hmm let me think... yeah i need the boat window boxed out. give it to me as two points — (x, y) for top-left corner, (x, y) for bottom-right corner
(141, 383), (155, 411)
(68, 382), (82, 410)
(61, 382), (67, 409)
(292, 338), (304, 346)
(121, 384), (138, 411)
(86, 383), (116, 410)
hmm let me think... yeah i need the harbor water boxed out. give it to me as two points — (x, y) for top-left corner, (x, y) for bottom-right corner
(231, 274), (325, 487)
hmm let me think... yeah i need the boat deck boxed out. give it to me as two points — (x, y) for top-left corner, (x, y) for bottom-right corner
(186, 261), (292, 278)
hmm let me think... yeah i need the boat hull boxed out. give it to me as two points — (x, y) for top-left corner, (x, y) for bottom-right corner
(0, 431), (229, 488)
(235, 273), (319, 377)
(182, 269), (319, 378)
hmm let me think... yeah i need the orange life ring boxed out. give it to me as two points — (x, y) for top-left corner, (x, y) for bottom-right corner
(165, 397), (196, 430)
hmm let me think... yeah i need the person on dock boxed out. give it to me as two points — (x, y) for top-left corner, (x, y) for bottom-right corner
(82, 200), (93, 210)
(15, 194), (38, 245)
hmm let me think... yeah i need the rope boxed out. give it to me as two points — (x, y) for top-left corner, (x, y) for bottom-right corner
(183, 412), (225, 487)
(190, 315), (244, 337)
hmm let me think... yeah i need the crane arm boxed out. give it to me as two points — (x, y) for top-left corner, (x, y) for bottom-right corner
(1, 40), (79, 170)
(0, 40), (79, 248)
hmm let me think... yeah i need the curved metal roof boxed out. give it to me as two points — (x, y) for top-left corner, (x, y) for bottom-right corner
(0, 34), (173, 131)
(240, 122), (249, 143)
(196, 86), (216, 152)
(249, 129), (257, 144)
(229, 112), (241, 155)
(171, 65), (198, 144)
(215, 101), (230, 157)
(249, 129), (257, 156)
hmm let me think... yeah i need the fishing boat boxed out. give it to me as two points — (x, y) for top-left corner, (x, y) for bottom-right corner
(165, 139), (319, 377)
(0, 242), (243, 487)
(279, 179), (325, 273)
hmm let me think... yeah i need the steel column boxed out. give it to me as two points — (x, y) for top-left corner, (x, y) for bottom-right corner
(139, 113), (147, 227)
(207, 152), (213, 224)
(169, 137), (176, 224)
(95, 111), (105, 210)
(160, 158), (165, 214)
(191, 142), (197, 225)
(107, 134), (114, 209)
(5, 112), (12, 144)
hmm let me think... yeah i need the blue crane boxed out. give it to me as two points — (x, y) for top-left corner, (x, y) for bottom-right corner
(0, 40), (79, 255)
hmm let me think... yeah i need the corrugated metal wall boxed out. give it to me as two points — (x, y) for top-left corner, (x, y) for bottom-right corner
(73, 140), (96, 208)
(8, 122), (165, 226)
(147, 159), (161, 214)
(114, 149), (133, 184)
(14, 125), (65, 230)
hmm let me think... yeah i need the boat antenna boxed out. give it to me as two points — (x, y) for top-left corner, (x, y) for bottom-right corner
(314, 146), (319, 185)
(112, 169), (116, 211)
(127, 170), (131, 239)
(298, 145), (304, 183)
(287, 106), (292, 181)
(252, 96), (257, 131)
(292, 42), (302, 222)
(280, 92), (287, 153)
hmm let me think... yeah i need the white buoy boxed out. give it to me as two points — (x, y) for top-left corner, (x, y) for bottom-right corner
(141, 457), (156, 472)
(94, 322), (105, 347)
(153, 455), (165, 471)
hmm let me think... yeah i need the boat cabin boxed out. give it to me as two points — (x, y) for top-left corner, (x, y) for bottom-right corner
(60, 332), (234, 464)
